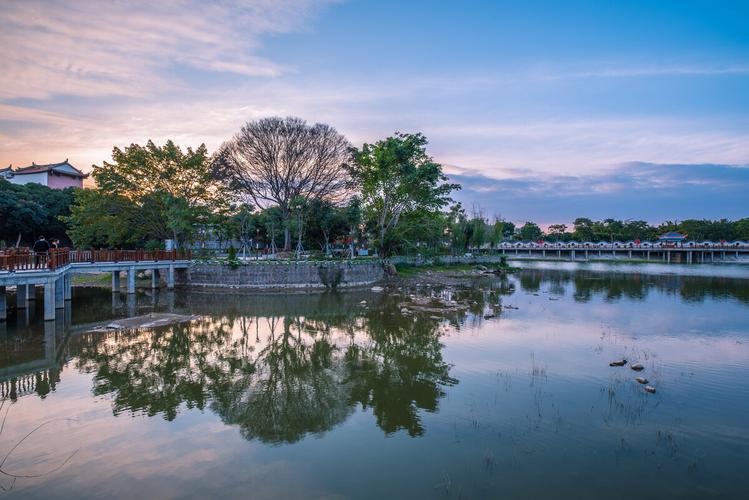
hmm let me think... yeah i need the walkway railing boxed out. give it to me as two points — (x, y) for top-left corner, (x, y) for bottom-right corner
(0, 248), (191, 272)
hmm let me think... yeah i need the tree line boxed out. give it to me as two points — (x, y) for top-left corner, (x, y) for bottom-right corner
(62, 118), (462, 257)
(2, 116), (748, 255)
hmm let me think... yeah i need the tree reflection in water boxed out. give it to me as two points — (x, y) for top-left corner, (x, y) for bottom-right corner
(73, 301), (458, 444)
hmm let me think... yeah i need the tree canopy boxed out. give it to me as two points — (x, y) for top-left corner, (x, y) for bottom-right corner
(65, 140), (226, 249)
(349, 132), (459, 256)
(0, 179), (76, 246)
(214, 117), (351, 250)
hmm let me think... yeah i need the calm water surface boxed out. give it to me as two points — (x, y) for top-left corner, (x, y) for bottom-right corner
(1, 265), (748, 499)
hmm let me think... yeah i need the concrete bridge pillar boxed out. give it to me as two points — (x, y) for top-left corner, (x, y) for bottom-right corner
(646, 250), (650, 261)
(127, 267), (136, 294)
(0, 287), (6, 322)
(44, 280), (56, 321)
(44, 320), (57, 360)
(64, 273), (72, 300)
(571, 250), (576, 260)
(54, 277), (64, 309)
(16, 284), (29, 309)
(112, 271), (121, 292)
(127, 294), (136, 316)
(151, 269), (160, 289)
(667, 251), (671, 264)
(167, 265), (175, 290)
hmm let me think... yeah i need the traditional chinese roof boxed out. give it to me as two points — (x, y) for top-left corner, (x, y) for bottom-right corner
(12, 159), (88, 179)
(657, 231), (687, 241)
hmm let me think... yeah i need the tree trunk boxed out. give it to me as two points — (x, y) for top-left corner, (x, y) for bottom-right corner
(284, 227), (291, 251)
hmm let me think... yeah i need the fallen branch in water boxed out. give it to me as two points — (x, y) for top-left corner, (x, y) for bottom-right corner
(0, 397), (80, 492)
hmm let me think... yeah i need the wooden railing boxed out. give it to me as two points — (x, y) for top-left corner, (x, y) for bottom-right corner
(0, 248), (191, 272)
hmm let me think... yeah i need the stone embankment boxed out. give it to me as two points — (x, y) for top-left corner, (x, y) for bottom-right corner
(181, 260), (384, 290)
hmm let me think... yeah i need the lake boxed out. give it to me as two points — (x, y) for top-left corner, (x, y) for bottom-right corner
(1, 264), (748, 499)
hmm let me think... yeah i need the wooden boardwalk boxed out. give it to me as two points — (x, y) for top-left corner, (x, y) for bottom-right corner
(0, 249), (191, 321)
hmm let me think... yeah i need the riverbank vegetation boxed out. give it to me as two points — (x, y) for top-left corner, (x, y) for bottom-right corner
(2, 116), (748, 254)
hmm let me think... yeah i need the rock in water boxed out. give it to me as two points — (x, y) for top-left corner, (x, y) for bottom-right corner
(371, 286), (384, 292)
(609, 359), (627, 367)
(644, 386), (656, 394)
(630, 363), (645, 371)
(635, 377), (649, 384)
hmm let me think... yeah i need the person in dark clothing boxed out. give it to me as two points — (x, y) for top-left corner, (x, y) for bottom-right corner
(33, 235), (50, 268)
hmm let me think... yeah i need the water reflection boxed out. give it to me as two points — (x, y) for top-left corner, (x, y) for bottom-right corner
(1, 267), (748, 498)
(69, 298), (457, 444)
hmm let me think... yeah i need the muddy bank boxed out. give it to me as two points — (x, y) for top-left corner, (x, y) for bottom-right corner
(87, 313), (198, 332)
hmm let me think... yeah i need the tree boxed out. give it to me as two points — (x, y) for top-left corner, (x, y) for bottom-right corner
(88, 140), (225, 248)
(735, 218), (749, 240)
(519, 222), (543, 242)
(94, 140), (221, 206)
(214, 117), (352, 251)
(306, 199), (348, 255)
(547, 224), (567, 241)
(0, 179), (76, 245)
(573, 218), (595, 241)
(232, 204), (258, 257)
(343, 196), (362, 258)
(489, 218), (508, 248)
(63, 189), (136, 248)
(349, 132), (459, 256)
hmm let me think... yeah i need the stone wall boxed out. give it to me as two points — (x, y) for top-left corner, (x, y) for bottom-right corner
(181, 261), (384, 289)
(389, 255), (509, 265)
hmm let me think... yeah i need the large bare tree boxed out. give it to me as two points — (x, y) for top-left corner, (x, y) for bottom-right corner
(214, 117), (351, 250)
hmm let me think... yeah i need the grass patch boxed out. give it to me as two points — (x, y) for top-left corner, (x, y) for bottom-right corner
(72, 273), (111, 285)
(395, 263), (477, 277)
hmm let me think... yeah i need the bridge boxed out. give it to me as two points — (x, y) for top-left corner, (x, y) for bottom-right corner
(0, 249), (191, 321)
(492, 242), (749, 264)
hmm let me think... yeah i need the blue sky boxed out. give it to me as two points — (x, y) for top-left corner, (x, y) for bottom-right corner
(1, 0), (747, 225)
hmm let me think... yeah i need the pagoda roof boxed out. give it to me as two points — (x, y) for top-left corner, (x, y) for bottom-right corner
(657, 231), (687, 241)
(13, 159), (88, 178)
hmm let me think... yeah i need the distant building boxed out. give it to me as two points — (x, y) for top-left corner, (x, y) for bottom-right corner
(657, 231), (688, 245)
(0, 160), (88, 189)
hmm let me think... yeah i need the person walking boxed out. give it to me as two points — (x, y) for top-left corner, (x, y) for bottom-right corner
(33, 235), (50, 268)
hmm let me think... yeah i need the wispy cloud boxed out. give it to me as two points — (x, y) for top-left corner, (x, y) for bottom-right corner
(450, 162), (749, 224)
(0, 0), (337, 100)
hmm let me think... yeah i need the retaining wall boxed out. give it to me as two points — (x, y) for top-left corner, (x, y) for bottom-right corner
(182, 261), (384, 289)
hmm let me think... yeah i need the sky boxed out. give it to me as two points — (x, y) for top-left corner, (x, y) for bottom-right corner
(1, 0), (748, 226)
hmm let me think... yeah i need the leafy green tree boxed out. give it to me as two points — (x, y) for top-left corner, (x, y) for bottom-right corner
(63, 189), (136, 248)
(735, 218), (749, 240)
(63, 140), (229, 249)
(446, 203), (469, 253)
(305, 199), (348, 254)
(519, 222), (543, 242)
(349, 133), (459, 256)
(94, 140), (221, 205)
(547, 224), (567, 241)
(0, 179), (76, 245)
(468, 216), (487, 249)
(572, 218), (595, 241)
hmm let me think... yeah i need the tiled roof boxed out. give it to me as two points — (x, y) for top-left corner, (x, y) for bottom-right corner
(13, 159), (88, 178)
(657, 231), (687, 240)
